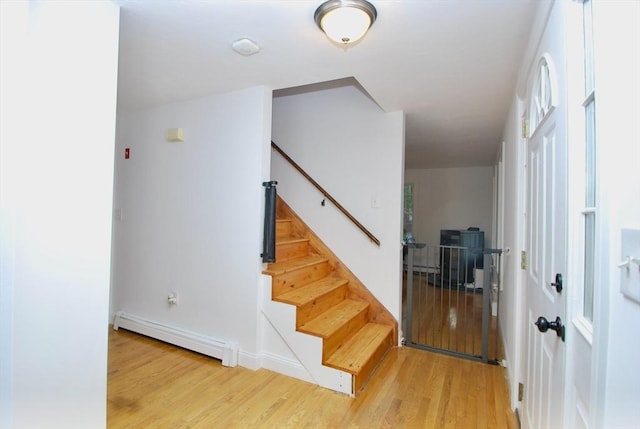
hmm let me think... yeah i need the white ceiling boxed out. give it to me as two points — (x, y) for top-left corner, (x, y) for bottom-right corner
(117, 0), (537, 169)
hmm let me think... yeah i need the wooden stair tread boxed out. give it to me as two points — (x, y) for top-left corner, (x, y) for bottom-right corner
(275, 237), (310, 261)
(263, 255), (327, 276)
(275, 276), (348, 306)
(299, 299), (368, 338)
(276, 237), (309, 246)
(324, 323), (393, 375)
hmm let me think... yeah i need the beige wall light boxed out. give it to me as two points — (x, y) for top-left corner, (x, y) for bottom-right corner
(314, 0), (377, 45)
(166, 128), (185, 142)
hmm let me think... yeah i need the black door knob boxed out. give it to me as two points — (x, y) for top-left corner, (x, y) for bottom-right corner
(534, 316), (565, 342)
(550, 273), (563, 293)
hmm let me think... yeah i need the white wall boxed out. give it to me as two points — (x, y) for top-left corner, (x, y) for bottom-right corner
(111, 87), (272, 365)
(592, 2), (640, 427)
(0, 2), (120, 428)
(271, 84), (405, 330)
(403, 167), (494, 275)
(404, 167), (494, 247)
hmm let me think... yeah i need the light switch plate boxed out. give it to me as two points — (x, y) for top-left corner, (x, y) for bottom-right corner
(620, 228), (640, 304)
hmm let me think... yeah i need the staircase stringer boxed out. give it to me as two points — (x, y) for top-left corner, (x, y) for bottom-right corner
(260, 276), (353, 396)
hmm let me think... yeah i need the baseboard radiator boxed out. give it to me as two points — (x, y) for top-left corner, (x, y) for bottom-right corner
(113, 311), (239, 367)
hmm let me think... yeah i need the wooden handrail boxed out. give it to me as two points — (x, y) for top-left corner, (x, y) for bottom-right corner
(271, 141), (380, 246)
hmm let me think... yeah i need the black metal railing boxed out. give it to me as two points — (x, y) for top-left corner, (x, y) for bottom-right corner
(404, 243), (503, 364)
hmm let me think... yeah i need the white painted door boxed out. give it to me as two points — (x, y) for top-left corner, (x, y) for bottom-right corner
(523, 3), (567, 429)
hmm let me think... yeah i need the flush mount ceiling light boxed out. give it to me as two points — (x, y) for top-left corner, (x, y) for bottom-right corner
(314, 0), (377, 45)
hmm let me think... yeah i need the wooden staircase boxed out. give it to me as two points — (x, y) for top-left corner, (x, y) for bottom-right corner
(262, 197), (396, 395)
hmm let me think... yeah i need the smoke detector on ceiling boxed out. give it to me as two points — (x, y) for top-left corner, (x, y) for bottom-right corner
(231, 38), (260, 56)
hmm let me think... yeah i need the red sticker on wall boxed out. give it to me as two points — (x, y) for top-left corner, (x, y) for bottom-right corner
(125, 148), (130, 159)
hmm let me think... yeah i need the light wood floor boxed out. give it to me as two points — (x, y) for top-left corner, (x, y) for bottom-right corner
(108, 329), (517, 428)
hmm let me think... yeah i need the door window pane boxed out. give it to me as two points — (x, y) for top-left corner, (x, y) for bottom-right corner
(585, 99), (596, 207)
(581, 0), (596, 323)
(584, 212), (595, 320)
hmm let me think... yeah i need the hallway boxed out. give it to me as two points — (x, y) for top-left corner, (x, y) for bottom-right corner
(108, 329), (517, 428)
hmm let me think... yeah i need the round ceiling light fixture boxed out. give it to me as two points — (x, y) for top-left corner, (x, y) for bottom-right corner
(314, 0), (377, 45)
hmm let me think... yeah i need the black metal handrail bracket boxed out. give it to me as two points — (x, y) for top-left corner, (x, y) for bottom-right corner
(261, 180), (278, 263)
(271, 141), (380, 246)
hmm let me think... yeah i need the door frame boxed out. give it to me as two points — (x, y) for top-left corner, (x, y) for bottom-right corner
(563, 1), (605, 427)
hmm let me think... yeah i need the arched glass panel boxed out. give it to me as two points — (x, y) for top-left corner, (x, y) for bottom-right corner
(529, 55), (556, 135)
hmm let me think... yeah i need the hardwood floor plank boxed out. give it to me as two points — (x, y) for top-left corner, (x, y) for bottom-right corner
(108, 328), (516, 428)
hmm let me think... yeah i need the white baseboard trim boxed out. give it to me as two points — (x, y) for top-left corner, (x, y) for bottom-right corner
(259, 351), (315, 384)
(238, 351), (260, 371)
(113, 310), (238, 367)
(502, 331), (518, 409)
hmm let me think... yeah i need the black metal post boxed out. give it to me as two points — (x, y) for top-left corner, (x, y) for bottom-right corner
(261, 181), (278, 263)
